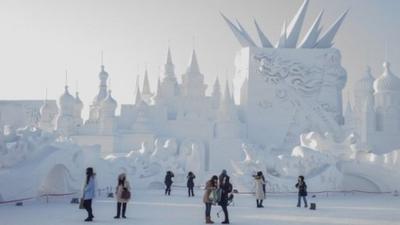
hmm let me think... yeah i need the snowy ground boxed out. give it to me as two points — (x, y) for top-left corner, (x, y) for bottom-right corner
(1, 188), (399, 225)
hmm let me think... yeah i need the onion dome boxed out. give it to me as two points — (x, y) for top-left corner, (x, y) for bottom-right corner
(354, 66), (374, 92)
(99, 65), (109, 82)
(59, 86), (75, 107)
(40, 99), (52, 115)
(74, 92), (83, 111)
(373, 62), (400, 93)
(101, 90), (117, 110)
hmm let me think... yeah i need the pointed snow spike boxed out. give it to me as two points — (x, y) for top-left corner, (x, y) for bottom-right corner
(135, 75), (140, 92)
(315, 9), (349, 48)
(235, 19), (257, 47)
(254, 19), (273, 48)
(224, 80), (231, 101)
(286, 0), (309, 48)
(220, 12), (254, 47)
(213, 77), (221, 88)
(156, 76), (161, 95)
(166, 47), (173, 65)
(299, 10), (324, 48)
(187, 49), (201, 73)
(142, 69), (151, 95)
(276, 21), (287, 48)
(135, 84), (142, 105)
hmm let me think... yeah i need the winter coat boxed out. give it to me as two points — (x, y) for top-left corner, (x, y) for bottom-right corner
(203, 180), (216, 204)
(218, 182), (233, 206)
(116, 180), (131, 203)
(296, 181), (307, 196)
(83, 176), (96, 200)
(164, 173), (174, 186)
(254, 176), (265, 200)
(187, 174), (196, 188)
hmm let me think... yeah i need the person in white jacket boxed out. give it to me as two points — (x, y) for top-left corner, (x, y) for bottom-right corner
(254, 171), (266, 208)
(114, 173), (131, 219)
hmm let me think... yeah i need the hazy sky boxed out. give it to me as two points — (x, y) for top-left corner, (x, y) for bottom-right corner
(0, 0), (399, 116)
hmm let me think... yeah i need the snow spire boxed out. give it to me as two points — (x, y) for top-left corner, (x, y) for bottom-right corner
(315, 9), (349, 48)
(212, 77), (221, 107)
(235, 19), (257, 47)
(223, 80), (232, 104)
(254, 19), (273, 48)
(156, 76), (161, 96)
(276, 21), (287, 48)
(142, 69), (151, 96)
(299, 10), (324, 48)
(135, 84), (142, 105)
(163, 47), (176, 78)
(220, 12), (256, 47)
(65, 70), (68, 88)
(286, 0), (309, 48)
(187, 49), (201, 74)
(213, 77), (221, 94)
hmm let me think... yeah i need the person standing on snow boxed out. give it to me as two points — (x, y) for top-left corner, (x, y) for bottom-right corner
(295, 175), (308, 208)
(114, 173), (131, 219)
(254, 171), (266, 208)
(187, 171), (196, 197)
(82, 167), (96, 222)
(164, 171), (174, 195)
(203, 175), (218, 224)
(218, 176), (233, 224)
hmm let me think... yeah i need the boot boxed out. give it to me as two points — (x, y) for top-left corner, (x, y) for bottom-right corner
(122, 203), (127, 218)
(259, 200), (264, 208)
(114, 202), (121, 219)
(256, 200), (260, 208)
(222, 220), (230, 224)
(206, 216), (214, 224)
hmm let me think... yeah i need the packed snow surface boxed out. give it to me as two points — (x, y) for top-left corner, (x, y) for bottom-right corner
(1, 188), (399, 225)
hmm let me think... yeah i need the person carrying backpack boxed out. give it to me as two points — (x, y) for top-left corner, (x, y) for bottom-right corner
(203, 175), (218, 224)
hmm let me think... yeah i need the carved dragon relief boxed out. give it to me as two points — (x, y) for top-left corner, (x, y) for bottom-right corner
(252, 51), (346, 148)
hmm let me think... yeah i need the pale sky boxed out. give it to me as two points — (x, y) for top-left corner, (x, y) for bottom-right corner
(0, 0), (399, 117)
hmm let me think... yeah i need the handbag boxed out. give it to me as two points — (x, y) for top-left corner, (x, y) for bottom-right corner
(121, 188), (131, 200)
(79, 198), (85, 209)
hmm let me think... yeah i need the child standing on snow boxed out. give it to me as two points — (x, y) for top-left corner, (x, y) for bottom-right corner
(295, 175), (308, 208)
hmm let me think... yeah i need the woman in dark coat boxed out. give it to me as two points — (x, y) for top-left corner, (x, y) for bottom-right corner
(295, 175), (308, 208)
(164, 171), (174, 195)
(218, 176), (233, 224)
(187, 171), (196, 197)
(82, 167), (95, 222)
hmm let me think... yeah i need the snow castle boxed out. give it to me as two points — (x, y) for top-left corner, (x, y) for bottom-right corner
(1, 0), (400, 198)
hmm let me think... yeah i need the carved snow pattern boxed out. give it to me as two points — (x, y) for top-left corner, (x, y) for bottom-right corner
(254, 53), (323, 96)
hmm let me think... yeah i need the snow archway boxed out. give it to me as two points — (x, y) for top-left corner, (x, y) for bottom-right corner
(38, 164), (76, 195)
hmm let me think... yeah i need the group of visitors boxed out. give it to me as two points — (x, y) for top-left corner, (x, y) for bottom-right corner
(81, 167), (308, 223)
(203, 170), (233, 224)
(81, 167), (131, 222)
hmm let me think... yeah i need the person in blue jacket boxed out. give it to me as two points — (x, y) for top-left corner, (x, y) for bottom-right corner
(83, 167), (96, 222)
